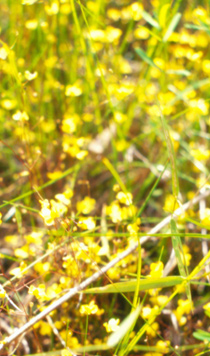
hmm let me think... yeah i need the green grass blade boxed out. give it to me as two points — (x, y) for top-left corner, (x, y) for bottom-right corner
(193, 329), (210, 342)
(166, 69), (191, 76)
(83, 276), (184, 294)
(142, 10), (160, 29)
(171, 219), (192, 303)
(168, 78), (210, 106)
(0, 164), (81, 209)
(107, 305), (141, 347)
(163, 13), (182, 42)
(160, 112), (179, 200)
(135, 48), (163, 71)
(102, 157), (127, 193)
(137, 159), (169, 217)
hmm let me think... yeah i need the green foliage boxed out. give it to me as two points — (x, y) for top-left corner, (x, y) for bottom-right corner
(1, 1), (210, 355)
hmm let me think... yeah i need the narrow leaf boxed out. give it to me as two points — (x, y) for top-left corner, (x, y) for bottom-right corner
(160, 112), (179, 199)
(102, 157), (127, 193)
(107, 305), (141, 347)
(83, 276), (184, 294)
(171, 219), (192, 303)
(193, 329), (210, 342)
(135, 48), (163, 71)
(166, 69), (191, 76)
(163, 13), (182, 42)
(142, 11), (160, 29)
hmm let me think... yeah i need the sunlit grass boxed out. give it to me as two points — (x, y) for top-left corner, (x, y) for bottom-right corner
(0, 1), (210, 355)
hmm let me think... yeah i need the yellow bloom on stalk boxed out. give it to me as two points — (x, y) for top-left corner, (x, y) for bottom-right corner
(0, 212), (2, 225)
(116, 191), (133, 205)
(0, 47), (8, 60)
(34, 262), (51, 275)
(107, 8), (121, 21)
(78, 217), (96, 230)
(25, 70), (38, 80)
(39, 199), (67, 226)
(103, 318), (120, 332)
(127, 219), (141, 236)
(145, 321), (159, 337)
(182, 245), (192, 266)
(203, 302), (210, 315)
(106, 202), (123, 223)
(47, 171), (63, 180)
(149, 261), (164, 278)
(12, 110), (29, 122)
(14, 246), (29, 259)
(55, 193), (71, 206)
(9, 261), (27, 278)
(142, 305), (159, 319)
(65, 82), (82, 96)
(29, 284), (46, 300)
(201, 208), (210, 226)
(174, 299), (192, 326)
(163, 194), (179, 213)
(22, 0), (38, 4)
(25, 19), (38, 30)
(79, 300), (99, 316)
(191, 147), (210, 161)
(76, 196), (96, 214)
(1, 99), (17, 110)
(113, 112), (127, 123)
(62, 114), (79, 134)
(106, 26), (122, 43)
(61, 350), (73, 356)
(134, 27), (150, 40)
(45, 1), (59, 15)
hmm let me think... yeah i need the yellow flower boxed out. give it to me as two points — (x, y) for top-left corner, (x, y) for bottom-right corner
(127, 219), (141, 236)
(103, 318), (120, 332)
(39, 199), (67, 226)
(78, 217), (96, 230)
(142, 307), (159, 324)
(34, 262), (51, 275)
(203, 302), (210, 312)
(0, 286), (6, 298)
(106, 27), (122, 43)
(29, 284), (46, 300)
(45, 1), (59, 15)
(79, 300), (99, 315)
(55, 193), (71, 206)
(163, 194), (179, 212)
(201, 208), (210, 226)
(39, 321), (52, 335)
(25, 19), (38, 30)
(61, 350), (73, 356)
(22, 0), (38, 4)
(65, 82), (82, 96)
(191, 147), (210, 161)
(0, 212), (2, 225)
(25, 70), (38, 80)
(0, 47), (8, 60)
(9, 261), (27, 278)
(14, 246), (29, 259)
(12, 110), (29, 122)
(174, 299), (193, 326)
(149, 261), (164, 278)
(116, 191), (133, 206)
(76, 196), (96, 214)
(145, 322), (159, 337)
(1, 99), (17, 110)
(106, 202), (123, 223)
(62, 114), (79, 134)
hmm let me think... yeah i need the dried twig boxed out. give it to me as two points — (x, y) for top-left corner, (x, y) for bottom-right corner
(0, 189), (209, 351)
